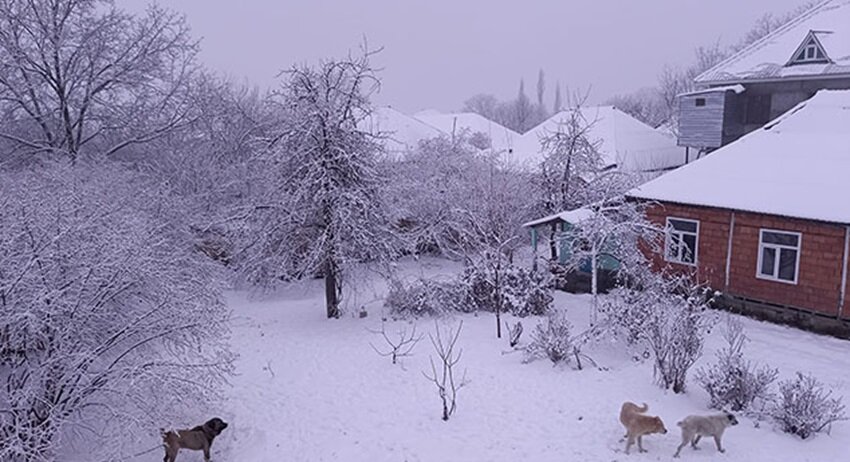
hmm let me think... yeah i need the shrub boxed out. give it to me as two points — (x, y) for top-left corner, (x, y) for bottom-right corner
(523, 310), (573, 365)
(384, 277), (468, 318)
(598, 273), (711, 393)
(462, 263), (552, 317)
(771, 372), (847, 439)
(696, 318), (778, 412)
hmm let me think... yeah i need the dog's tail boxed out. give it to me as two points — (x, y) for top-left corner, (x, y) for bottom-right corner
(636, 402), (649, 413)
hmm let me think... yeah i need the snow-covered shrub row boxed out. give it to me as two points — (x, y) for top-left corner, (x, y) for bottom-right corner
(770, 372), (847, 439)
(523, 310), (574, 365)
(462, 263), (553, 317)
(696, 318), (778, 412)
(384, 277), (469, 318)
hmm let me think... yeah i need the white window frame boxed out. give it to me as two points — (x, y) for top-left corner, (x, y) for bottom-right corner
(665, 217), (699, 266)
(756, 228), (802, 285)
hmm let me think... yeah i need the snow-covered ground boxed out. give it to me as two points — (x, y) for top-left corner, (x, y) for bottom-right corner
(170, 258), (848, 461)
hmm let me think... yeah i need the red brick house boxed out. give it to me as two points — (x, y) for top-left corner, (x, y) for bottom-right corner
(627, 90), (850, 334)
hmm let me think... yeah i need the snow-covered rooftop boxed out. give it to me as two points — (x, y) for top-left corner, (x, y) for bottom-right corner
(514, 106), (685, 172)
(522, 206), (594, 228)
(361, 106), (444, 156)
(696, 0), (850, 85)
(413, 111), (520, 156)
(628, 90), (850, 224)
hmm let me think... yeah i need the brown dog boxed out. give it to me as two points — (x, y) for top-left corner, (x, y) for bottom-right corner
(161, 417), (228, 462)
(619, 402), (668, 454)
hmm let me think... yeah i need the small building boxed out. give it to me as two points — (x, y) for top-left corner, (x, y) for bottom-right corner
(628, 90), (850, 335)
(361, 106), (445, 158)
(678, 0), (850, 154)
(523, 207), (621, 292)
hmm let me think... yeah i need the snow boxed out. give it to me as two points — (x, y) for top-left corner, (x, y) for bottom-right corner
(413, 111), (521, 158)
(361, 106), (444, 157)
(696, 0), (850, 84)
(127, 257), (850, 462)
(628, 90), (850, 224)
(679, 84), (746, 97)
(523, 206), (595, 228)
(514, 106), (686, 172)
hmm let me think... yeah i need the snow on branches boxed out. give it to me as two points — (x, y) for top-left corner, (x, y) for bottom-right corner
(0, 163), (233, 461)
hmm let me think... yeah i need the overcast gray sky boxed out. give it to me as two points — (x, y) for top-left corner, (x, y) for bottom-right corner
(124, 0), (807, 113)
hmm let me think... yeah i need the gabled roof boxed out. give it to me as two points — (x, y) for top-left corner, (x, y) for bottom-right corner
(361, 106), (444, 155)
(413, 111), (520, 155)
(627, 90), (850, 224)
(522, 207), (594, 228)
(514, 106), (685, 172)
(696, 0), (850, 85)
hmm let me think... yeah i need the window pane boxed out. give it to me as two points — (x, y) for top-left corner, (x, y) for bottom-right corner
(670, 219), (697, 233)
(760, 247), (776, 276)
(667, 234), (681, 259)
(816, 48), (825, 59)
(682, 234), (697, 263)
(796, 50), (807, 61)
(779, 248), (798, 281)
(806, 47), (815, 59)
(762, 231), (798, 247)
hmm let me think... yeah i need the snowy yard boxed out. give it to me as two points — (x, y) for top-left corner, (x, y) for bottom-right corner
(178, 258), (848, 462)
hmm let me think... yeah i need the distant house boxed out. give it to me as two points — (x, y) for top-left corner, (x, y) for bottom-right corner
(678, 0), (850, 154)
(628, 90), (850, 336)
(413, 111), (520, 158)
(361, 106), (444, 158)
(515, 105), (686, 172)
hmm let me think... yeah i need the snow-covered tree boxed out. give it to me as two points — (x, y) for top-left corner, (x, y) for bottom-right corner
(560, 192), (662, 323)
(0, 162), (232, 461)
(236, 49), (399, 318)
(0, 0), (200, 164)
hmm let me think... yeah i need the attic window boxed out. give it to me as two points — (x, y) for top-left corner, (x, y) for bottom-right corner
(695, 98), (706, 107)
(788, 34), (829, 65)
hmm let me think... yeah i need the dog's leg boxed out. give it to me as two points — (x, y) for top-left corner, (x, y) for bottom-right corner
(637, 435), (647, 453)
(625, 434), (634, 454)
(713, 435), (724, 453)
(692, 434), (701, 448)
(203, 442), (211, 462)
(674, 432), (689, 458)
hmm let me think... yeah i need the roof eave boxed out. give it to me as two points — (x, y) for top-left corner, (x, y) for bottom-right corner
(696, 71), (850, 87)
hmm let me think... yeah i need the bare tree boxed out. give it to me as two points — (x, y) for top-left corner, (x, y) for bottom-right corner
(423, 321), (468, 421)
(237, 48), (399, 318)
(0, 0), (200, 164)
(369, 321), (424, 365)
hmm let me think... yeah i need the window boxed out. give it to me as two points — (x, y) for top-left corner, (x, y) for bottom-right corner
(757, 229), (801, 284)
(665, 218), (699, 265)
(695, 98), (706, 107)
(789, 35), (829, 65)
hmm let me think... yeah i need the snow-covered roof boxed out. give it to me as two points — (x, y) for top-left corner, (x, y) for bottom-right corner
(361, 106), (444, 155)
(413, 111), (520, 156)
(696, 0), (850, 85)
(679, 84), (746, 97)
(628, 90), (850, 224)
(513, 106), (685, 172)
(522, 207), (594, 228)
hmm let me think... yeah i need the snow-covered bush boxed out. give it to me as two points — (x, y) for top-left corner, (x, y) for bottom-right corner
(771, 372), (847, 439)
(599, 273), (711, 393)
(0, 163), (233, 461)
(384, 277), (469, 318)
(462, 263), (552, 317)
(696, 318), (778, 412)
(523, 310), (574, 365)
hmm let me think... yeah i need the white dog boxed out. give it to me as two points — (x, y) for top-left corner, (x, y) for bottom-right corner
(673, 413), (738, 457)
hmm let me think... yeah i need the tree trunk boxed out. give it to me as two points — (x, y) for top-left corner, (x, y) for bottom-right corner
(325, 259), (340, 319)
(495, 262), (502, 339)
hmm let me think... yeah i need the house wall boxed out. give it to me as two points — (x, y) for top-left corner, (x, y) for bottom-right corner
(645, 202), (850, 319)
(677, 92), (726, 149)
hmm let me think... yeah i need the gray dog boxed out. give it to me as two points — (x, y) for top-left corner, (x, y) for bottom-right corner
(674, 413), (738, 457)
